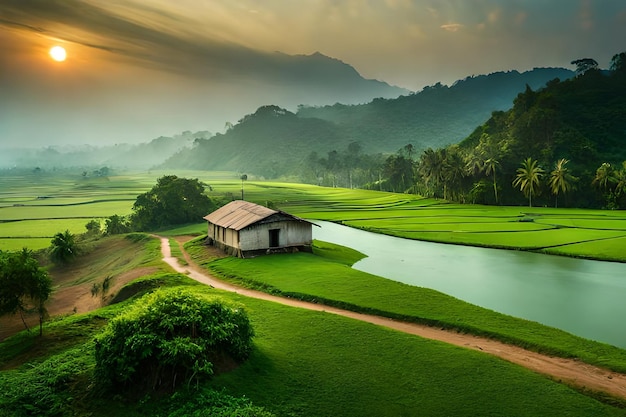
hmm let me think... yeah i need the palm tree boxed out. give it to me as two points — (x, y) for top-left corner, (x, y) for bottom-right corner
(483, 157), (500, 204)
(442, 148), (466, 201)
(513, 157), (544, 207)
(419, 148), (445, 198)
(464, 150), (484, 177)
(49, 230), (77, 264)
(548, 158), (576, 208)
(614, 162), (626, 197)
(592, 162), (615, 190)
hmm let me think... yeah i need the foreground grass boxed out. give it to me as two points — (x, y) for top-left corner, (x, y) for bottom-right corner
(2, 272), (625, 416)
(1, 233), (625, 415)
(185, 238), (626, 374)
(213, 294), (626, 417)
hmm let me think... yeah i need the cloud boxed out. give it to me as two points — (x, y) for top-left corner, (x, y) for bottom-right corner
(440, 23), (464, 32)
(0, 0), (626, 146)
(0, 0), (279, 82)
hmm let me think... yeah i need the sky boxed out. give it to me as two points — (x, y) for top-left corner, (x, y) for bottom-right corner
(1, 0), (625, 148)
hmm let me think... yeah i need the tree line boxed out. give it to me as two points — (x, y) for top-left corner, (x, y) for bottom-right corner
(306, 141), (626, 210)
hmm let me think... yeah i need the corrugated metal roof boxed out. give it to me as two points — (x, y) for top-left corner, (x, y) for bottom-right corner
(203, 200), (279, 231)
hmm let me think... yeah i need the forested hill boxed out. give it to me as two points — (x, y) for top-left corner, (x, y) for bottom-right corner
(455, 59), (626, 207)
(296, 67), (574, 152)
(162, 106), (342, 178)
(162, 67), (573, 178)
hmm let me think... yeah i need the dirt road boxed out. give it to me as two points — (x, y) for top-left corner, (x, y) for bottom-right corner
(161, 237), (626, 401)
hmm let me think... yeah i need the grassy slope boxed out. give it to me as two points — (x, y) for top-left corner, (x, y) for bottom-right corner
(0, 235), (624, 416)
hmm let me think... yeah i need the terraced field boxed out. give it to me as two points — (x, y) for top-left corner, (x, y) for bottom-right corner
(2, 171), (626, 262)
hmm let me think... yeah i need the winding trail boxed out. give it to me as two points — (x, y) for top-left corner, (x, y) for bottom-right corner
(160, 237), (626, 402)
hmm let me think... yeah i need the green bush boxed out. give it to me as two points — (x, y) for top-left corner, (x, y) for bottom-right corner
(162, 389), (275, 417)
(94, 289), (254, 394)
(49, 230), (78, 264)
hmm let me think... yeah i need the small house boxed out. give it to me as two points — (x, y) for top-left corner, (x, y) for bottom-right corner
(203, 200), (317, 258)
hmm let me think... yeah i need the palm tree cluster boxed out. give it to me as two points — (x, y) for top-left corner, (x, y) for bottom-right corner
(591, 161), (626, 208)
(385, 143), (582, 208)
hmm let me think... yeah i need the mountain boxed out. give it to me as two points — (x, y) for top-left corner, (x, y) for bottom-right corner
(264, 52), (410, 104)
(161, 67), (575, 178)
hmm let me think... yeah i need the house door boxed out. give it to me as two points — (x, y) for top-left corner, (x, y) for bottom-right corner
(269, 229), (280, 247)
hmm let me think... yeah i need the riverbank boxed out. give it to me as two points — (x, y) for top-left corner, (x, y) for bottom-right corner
(311, 220), (626, 349)
(277, 196), (626, 264)
(167, 235), (626, 405)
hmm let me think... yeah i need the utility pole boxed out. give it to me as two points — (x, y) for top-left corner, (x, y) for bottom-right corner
(240, 174), (247, 200)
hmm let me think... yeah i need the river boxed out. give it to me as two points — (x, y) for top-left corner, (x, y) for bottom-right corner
(312, 221), (626, 348)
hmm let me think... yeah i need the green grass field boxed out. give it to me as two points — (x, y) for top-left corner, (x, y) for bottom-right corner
(3, 170), (626, 261)
(1, 234), (625, 416)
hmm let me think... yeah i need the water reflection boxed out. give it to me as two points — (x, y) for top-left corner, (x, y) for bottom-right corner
(312, 221), (626, 348)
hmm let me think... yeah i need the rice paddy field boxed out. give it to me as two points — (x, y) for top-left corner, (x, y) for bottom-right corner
(0, 171), (233, 250)
(2, 170), (626, 262)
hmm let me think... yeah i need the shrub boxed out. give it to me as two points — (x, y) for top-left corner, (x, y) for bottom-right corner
(104, 214), (132, 235)
(49, 230), (78, 264)
(94, 289), (254, 394)
(84, 219), (102, 235)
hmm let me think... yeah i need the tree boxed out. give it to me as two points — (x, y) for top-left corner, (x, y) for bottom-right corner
(470, 133), (505, 204)
(613, 162), (626, 197)
(85, 219), (102, 235)
(131, 175), (216, 230)
(418, 148), (445, 198)
(346, 141), (362, 189)
(592, 162), (618, 208)
(321, 150), (340, 187)
(105, 214), (131, 235)
(571, 58), (598, 76)
(442, 147), (466, 201)
(592, 163), (615, 191)
(548, 158), (577, 208)
(483, 157), (500, 204)
(610, 52), (626, 73)
(49, 230), (77, 264)
(0, 249), (52, 336)
(513, 157), (544, 207)
(383, 153), (414, 193)
(94, 289), (254, 393)
(401, 143), (415, 160)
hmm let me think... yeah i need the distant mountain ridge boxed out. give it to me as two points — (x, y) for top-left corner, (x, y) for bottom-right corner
(252, 51), (410, 106)
(161, 67), (575, 177)
(270, 51), (410, 101)
(0, 131), (210, 170)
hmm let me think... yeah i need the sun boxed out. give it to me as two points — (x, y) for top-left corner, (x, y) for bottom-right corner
(49, 46), (67, 62)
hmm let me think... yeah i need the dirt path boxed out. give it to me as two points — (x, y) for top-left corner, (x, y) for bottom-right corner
(161, 237), (626, 401)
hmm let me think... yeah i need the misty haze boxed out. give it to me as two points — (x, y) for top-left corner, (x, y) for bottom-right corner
(2, 2), (626, 416)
